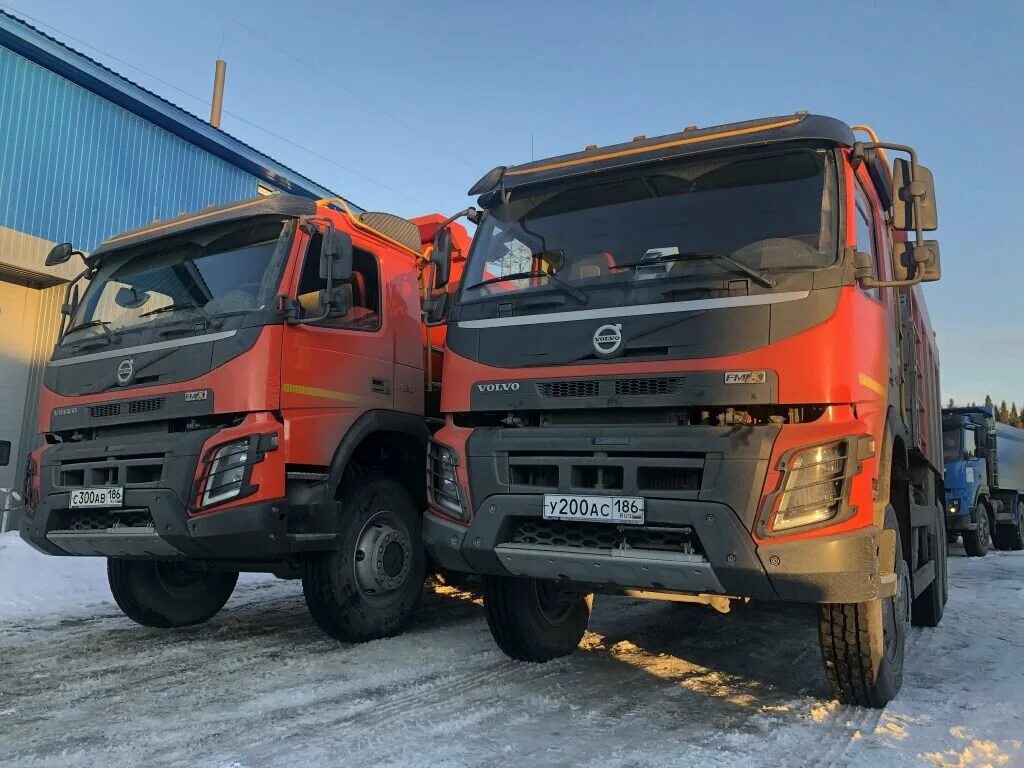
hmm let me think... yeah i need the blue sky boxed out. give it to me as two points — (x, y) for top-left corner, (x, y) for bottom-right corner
(6, 0), (1023, 404)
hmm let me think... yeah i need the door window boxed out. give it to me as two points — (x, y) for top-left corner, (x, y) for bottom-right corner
(964, 428), (977, 459)
(295, 233), (381, 331)
(855, 183), (882, 300)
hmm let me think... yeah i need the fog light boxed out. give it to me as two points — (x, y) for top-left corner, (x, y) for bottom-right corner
(202, 439), (249, 507)
(772, 442), (848, 532)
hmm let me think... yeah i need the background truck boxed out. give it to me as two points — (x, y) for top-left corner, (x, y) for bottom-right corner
(943, 406), (1024, 555)
(423, 113), (947, 707)
(20, 194), (468, 642)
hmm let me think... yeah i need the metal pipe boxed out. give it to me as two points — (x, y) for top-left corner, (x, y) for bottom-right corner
(210, 59), (227, 128)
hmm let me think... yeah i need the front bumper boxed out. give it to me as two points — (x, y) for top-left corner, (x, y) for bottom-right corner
(425, 495), (886, 604)
(19, 426), (339, 560)
(20, 488), (341, 559)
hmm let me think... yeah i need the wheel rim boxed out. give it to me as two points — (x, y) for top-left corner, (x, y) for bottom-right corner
(532, 580), (576, 625)
(353, 509), (413, 601)
(883, 562), (910, 663)
(154, 562), (207, 599)
(980, 513), (990, 546)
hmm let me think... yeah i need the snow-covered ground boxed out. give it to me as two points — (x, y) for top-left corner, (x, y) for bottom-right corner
(1, 530), (1021, 768)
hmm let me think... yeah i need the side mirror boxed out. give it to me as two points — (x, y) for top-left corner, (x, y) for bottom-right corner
(61, 284), (80, 317)
(423, 291), (449, 325)
(318, 283), (352, 318)
(114, 286), (150, 309)
(892, 159), (938, 232)
(46, 243), (74, 266)
(320, 229), (353, 283)
(892, 240), (941, 282)
(852, 250), (874, 281)
(431, 228), (453, 289)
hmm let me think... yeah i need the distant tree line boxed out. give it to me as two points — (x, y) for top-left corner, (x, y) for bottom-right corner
(946, 395), (1024, 428)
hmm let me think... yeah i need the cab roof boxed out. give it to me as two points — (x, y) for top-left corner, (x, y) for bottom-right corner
(90, 194), (316, 261)
(470, 113), (857, 202)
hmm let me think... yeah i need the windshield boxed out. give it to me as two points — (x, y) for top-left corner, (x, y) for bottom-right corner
(943, 427), (962, 463)
(460, 148), (835, 302)
(66, 219), (288, 340)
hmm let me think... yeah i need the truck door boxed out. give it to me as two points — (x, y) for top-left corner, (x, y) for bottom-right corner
(280, 229), (394, 466)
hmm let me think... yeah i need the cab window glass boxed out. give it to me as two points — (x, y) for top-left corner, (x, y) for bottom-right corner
(855, 184), (881, 300)
(964, 429), (977, 458)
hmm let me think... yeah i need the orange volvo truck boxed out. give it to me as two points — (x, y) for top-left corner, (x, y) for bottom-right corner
(20, 194), (468, 642)
(423, 113), (947, 706)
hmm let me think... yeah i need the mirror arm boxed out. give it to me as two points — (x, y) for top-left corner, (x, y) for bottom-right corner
(856, 141), (926, 249)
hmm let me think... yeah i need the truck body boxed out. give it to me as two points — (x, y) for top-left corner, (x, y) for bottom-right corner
(20, 194), (467, 641)
(424, 113), (947, 706)
(943, 406), (1024, 554)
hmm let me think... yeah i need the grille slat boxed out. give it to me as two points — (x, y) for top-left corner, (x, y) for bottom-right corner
(511, 520), (700, 555)
(615, 377), (683, 396)
(66, 509), (153, 531)
(89, 403), (122, 418)
(128, 397), (165, 414)
(537, 380), (600, 399)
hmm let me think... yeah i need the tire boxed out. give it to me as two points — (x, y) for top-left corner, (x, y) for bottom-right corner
(107, 559), (238, 628)
(993, 502), (1024, 552)
(963, 502), (991, 557)
(818, 505), (910, 708)
(912, 503), (948, 627)
(483, 576), (592, 662)
(302, 475), (426, 642)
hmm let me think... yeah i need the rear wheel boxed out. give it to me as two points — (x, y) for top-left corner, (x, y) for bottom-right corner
(302, 475), (426, 642)
(993, 502), (1024, 551)
(912, 503), (948, 627)
(963, 502), (991, 557)
(107, 559), (238, 628)
(818, 505), (910, 707)
(484, 576), (592, 662)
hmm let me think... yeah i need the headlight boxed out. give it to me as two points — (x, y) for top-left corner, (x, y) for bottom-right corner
(202, 439), (250, 507)
(947, 498), (960, 515)
(427, 440), (467, 521)
(771, 441), (849, 532)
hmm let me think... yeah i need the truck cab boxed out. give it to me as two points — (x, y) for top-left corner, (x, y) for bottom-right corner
(425, 113), (948, 707)
(20, 194), (466, 641)
(943, 406), (1024, 555)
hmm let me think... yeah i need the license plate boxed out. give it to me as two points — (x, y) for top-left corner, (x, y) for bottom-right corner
(70, 487), (124, 508)
(542, 494), (645, 525)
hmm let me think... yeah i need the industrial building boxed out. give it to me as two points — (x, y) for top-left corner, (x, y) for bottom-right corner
(0, 10), (348, 499)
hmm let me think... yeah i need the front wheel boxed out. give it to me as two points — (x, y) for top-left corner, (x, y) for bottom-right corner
(818, 505), (910, 707)
(993, 502), (1024, 551)
(302, 475), (426, 642)
(107, 559), (238, 628)
(483, 576), (592, 662)
(963, 503), (991, 557)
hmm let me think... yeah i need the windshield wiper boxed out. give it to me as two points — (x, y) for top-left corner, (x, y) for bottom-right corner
(63, 319), (120, 348)
(633, 251), (776, 289)
(466, 271), (589, 304)
(139, 300), (226, 328)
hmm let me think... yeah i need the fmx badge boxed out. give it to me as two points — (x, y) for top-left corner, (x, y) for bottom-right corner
(724, 370), (767, 384)
(592, 323), (623, 356)
(184, 389), (209, 402)
(115, 358), (134, 386)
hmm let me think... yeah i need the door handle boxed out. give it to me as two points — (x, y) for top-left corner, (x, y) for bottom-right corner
(371, 378), (390, 395)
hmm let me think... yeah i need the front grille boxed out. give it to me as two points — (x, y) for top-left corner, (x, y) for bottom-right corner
(615, 377), (682, 396)
(128, 397), (165, 414)
(511, 520), (700, 555)
(66, 509), (153, 531)
(89, 403), (122, 418)
(537, 380), (600, 398)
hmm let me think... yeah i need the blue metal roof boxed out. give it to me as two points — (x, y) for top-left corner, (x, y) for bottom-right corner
(0, 9), (354, 206)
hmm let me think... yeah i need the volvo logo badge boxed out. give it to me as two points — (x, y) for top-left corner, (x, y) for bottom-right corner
(592, 323), (623, 356)
(116, 358), (135, 386)
(476, 382), (520, 392)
